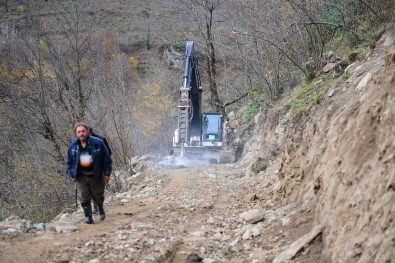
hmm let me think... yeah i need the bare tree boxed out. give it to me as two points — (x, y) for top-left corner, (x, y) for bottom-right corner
(0, 0), (106, 221)
(163, 0), (227, 115)
(44, 0), (99, 122)
(200, 1), (225, 114)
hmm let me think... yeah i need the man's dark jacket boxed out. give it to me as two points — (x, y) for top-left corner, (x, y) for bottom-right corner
(91, 132), (112, 156)
(66, 136), (112, 180)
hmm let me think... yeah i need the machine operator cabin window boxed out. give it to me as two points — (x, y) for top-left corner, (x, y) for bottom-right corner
(205, 115), (221, 142)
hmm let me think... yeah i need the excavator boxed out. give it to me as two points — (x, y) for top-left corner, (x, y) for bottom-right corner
(172, 41), (226, 163)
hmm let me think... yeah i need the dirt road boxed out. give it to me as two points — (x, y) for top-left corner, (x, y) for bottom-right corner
(0, 163), (320, 262)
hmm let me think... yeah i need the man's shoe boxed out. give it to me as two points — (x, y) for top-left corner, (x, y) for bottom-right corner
(85, 215), (94, 224)
(82, 204), (94, 224)
(98, 204), (106, 221)
(99, 211), (105, 221)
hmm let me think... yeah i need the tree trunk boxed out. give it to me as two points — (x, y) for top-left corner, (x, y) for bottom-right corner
(205, 5), (225, 117)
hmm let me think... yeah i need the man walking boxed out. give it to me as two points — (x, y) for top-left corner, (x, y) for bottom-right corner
(66, 122), (112, 224)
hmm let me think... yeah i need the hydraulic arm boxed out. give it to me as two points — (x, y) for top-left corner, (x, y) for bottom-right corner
(173, 41), (224, 161)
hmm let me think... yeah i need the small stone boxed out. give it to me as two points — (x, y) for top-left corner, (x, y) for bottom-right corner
(187, 252), (203, 262)
(281, 217), (290, 227)
(239, 208), (265, 224)
(242, 229), (252, 240)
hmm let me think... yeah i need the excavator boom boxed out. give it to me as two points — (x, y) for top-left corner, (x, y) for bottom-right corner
(173, 41), (225, 162)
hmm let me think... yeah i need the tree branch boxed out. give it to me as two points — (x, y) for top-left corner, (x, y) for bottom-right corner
(223, 92), (248, 107)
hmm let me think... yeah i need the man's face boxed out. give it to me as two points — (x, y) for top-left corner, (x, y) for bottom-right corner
(75, 126), (89, 142)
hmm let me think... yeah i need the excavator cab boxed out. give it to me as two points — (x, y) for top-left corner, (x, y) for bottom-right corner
(202, 113), (223, 145)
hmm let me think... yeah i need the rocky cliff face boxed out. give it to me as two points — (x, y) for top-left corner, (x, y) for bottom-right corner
(237, 23), (395, 262)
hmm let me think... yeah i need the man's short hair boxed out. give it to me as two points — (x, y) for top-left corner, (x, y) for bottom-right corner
(74, 122), (89, 133)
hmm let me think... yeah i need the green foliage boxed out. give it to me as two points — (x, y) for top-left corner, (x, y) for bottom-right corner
(249, 84), (264, 98)
(16, 5), (25, 13)
(288, 75), (331, 114)
(326, 28), (345, 52)
(244, 98), (267, 121)
(243, 85), (268, 121)
(128, 56), (138, 69)
(251, 157), (267, 174)
(323, 6), (343, 25)
(38, 38), (47, 53)
(349, 46), (366, 62)
(322, 6), (345, 39)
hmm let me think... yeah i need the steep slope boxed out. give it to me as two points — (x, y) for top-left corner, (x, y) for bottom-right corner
(238, 23), (395, 262)
(314, 25), (395, 262)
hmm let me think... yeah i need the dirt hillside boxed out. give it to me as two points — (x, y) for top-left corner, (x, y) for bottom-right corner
(236, 22), (395, 262)
(0, 23), (394, 263)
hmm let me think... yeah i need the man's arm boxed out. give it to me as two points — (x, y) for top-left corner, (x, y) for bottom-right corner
(102, 141), (112, 177)
(66, 146), (73, 178)
(102, 138), (112, 156)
